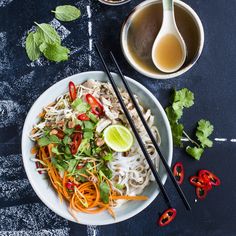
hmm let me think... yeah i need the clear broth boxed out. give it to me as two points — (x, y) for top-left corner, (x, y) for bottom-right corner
(127, 2), (200, 74)
(155, 34), (184, 72)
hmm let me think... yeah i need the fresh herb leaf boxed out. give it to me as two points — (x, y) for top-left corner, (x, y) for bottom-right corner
(52, 5), (81, 22)
(84, 131), (94, 140)
(49, 135), (61, 143)
(52, 146), (63, 155)
(171, 123), (184, 147)
(186, 146), (204, 160)
(196, 119), (214, 148)
(165, 106), (182, 123)
(71, 98), (90, 113)
(34, 22), (61, 45)
(173, 88), (194, 109)
(64, 127), (74, 135)
(51, 157), (66, 171)
(115, 183), (124, 190)
(84, 121), (95, 130)
(67, 159), (77, 173)
(99, 166), (112, 179)
(25, 32), (41, 61)
(99, 182), (110, 204)
(38, 136), (51, 146)
(63, 135), (71, 145)
(103, 153), (113, 161)
(87, 112), (98, 123)
(42, 43), (70, 62)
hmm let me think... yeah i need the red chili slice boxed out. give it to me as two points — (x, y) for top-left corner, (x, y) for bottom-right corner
(86, 94), (104, 116)
(70, 132), (82, 155)
(173, 162), (184, 185)
(77, 113), (90, 121)
(196, 187), (208, 200)
(189, 176), (206, 188)
(199, 170), (221, 186)
(69, 81), (77, 101)
(55, 129), (65, 139)
(158, 208), (177, 227)
(74, 125), (82, 131)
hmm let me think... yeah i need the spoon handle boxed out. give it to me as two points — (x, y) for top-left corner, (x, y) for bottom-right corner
(163, 0), (173, 11)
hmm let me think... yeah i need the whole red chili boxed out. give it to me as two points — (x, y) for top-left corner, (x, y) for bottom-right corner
(158, 208), (177, 227)
(199, 170), (221, 186)
(86, 94), (104, 116)
(77, 113), (90, 121)
(69, 81), (77, 101)
(173, 162), (184, 185)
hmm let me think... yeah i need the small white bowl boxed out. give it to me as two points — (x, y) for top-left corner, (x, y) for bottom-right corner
(21, 71), (173, 225)
(121, 0), (204, 79)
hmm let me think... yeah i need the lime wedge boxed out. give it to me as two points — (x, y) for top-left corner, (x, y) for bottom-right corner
(103, 125), (134, 152)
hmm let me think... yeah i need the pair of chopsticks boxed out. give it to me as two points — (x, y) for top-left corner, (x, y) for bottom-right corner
(94, 43), (191, 211)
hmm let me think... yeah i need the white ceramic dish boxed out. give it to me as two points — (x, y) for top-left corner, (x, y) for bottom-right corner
(21, 71), (173, 225)
(121, 0), (204, 79)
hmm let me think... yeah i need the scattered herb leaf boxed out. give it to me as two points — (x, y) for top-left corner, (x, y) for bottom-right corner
(52, 5), (81, 22)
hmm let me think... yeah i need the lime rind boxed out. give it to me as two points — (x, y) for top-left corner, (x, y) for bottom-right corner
(104, 125), (134, 152)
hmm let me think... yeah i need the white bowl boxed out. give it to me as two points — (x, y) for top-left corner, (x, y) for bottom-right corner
(121, 0), (204, 79)
(21, 71), (173, 225)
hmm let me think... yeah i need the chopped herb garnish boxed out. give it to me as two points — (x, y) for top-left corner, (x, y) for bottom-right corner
(166, 88), (214, 160)
(99, 181), (110, 204)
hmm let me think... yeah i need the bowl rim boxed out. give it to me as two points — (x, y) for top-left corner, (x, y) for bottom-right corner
(98, 0), (131, 6)
(21, 71), (173, 225)
(121, 0), (205, 79)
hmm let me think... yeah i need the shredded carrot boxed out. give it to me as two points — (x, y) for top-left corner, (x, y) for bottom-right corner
(34, 146), (148, 221)
(31, 146), (38, 155)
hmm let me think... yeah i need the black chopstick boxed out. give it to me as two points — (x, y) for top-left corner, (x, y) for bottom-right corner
(109, 52), (191, 211)
(94, 43), (172, 209)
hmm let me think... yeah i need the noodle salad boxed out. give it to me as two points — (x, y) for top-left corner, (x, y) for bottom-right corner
(30, 80), (161, 220)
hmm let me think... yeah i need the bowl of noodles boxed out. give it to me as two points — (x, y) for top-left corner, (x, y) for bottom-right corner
(21, 71), (173, 225)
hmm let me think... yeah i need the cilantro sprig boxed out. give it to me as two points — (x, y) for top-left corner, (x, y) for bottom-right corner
(166, 88), (214, 160)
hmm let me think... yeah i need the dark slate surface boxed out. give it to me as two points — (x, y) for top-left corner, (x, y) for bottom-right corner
(0, 0), (236, 235)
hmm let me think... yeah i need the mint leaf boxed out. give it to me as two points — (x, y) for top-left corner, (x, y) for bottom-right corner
(52, 5), (81, 22)
(99, 182), (110, 204)
(196, 119), (214, 148)
(25, 32), (41, 61)
(186, 146), (204, 160)
(34, 23), (61, 45)
(42, 43), (70, 62)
